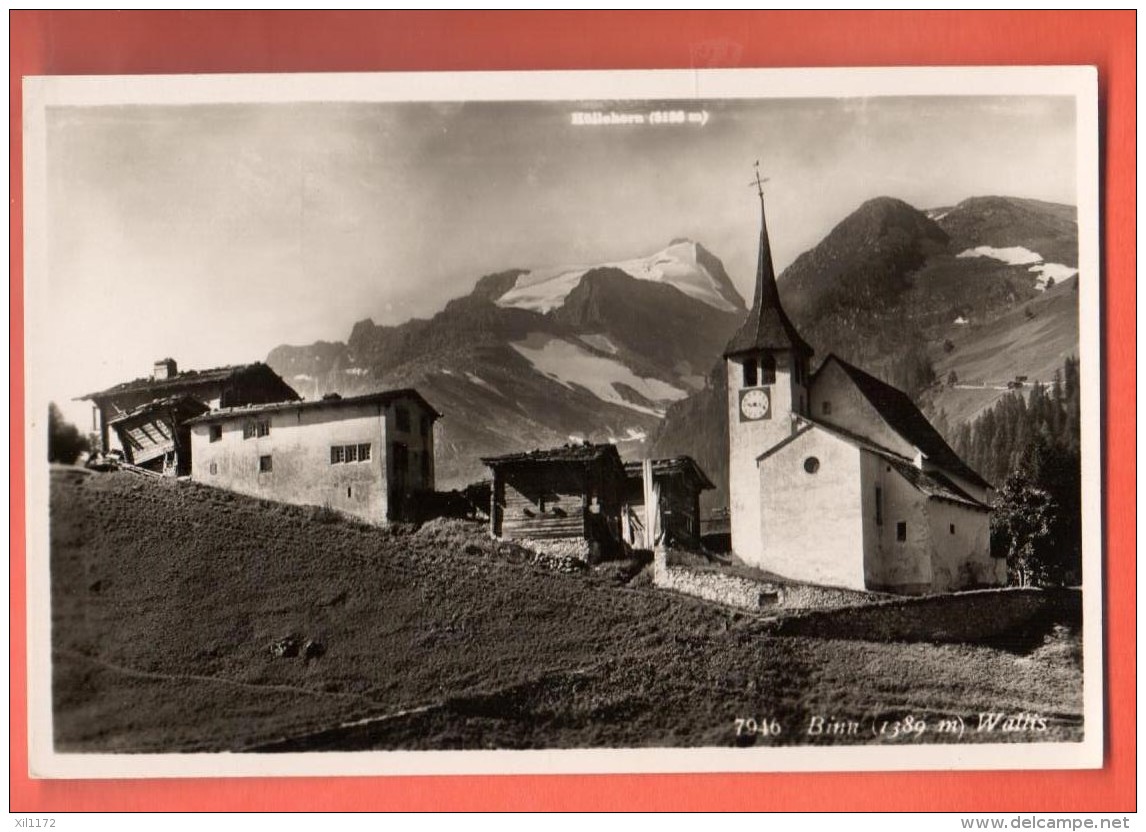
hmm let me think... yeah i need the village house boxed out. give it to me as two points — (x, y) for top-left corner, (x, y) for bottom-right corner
(79, 358), (301, 473)
(482, 443), (627, 562)
(724, 181), (1004, 594)
(187, 389), (440, 524)
(622, 457), (714, 549)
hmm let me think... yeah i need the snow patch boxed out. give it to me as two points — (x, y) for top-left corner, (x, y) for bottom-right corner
(954, 316), (969, 326)
(292, 374), (314, 382)
(343, 367), (368, 376)
(958, 246), (1079, 291)
(496, 242), (739, 314)
(957, 245), (1043, 266)
(1028, 262), (1078, 291)
(464, 371), (502, 397)
(578, 333), (619, 355)
(510, 332), (686, 417)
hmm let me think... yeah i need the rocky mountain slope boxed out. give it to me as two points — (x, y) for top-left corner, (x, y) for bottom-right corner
(268, 242), (746, 487)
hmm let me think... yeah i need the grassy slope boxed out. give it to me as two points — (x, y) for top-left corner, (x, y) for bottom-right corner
(925, 278), (1080, 426)
(51, 469), (1082, 751)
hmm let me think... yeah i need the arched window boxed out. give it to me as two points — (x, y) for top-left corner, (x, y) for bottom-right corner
(743, 358), (758, 387)
(761, 353), (776, 385)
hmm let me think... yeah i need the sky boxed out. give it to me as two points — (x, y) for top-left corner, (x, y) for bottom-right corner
(43, 94), (1076, 426)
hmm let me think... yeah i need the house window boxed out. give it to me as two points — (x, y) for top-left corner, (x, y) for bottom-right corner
(760, 353), (776, 385)
(209, 462), (218, 475)
(950, 523), (956, 535)
(396, 406), (411, 432)
(259, 455), (273, 473)
(330, 443), (370, 464)
(243, 419), (270, 439)
(896, 521), (907, 542)
(803, 456), (820, 474)
(821, 400), (832, 416)
(875, 487), (883, 526)
(743, 358), (758, 387)
(209, 425), (223, 442)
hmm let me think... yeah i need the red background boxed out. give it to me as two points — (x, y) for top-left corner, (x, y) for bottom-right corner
(9, 11), (1136, 812)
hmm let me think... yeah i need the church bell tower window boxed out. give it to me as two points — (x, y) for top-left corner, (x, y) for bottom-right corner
(761, 353), (776, 385)
(743, 358), (758, 387)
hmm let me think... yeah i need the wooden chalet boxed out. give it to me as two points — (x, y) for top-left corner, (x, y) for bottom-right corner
(78, 358), (300, 462)
(622, 456), (715, 549)
(482, 443), (626, 562)
(106, 395), (209, 475)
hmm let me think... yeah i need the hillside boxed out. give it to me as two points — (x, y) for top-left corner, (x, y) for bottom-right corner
(50, 468), (1082, 751)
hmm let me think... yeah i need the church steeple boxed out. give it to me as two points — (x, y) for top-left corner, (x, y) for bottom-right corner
(723, 167), (813, 358)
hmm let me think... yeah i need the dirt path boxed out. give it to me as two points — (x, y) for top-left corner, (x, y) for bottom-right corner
(57, 647), (392, 709)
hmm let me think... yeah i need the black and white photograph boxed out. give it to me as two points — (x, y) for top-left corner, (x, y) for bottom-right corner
(23, 67), (1101, 777)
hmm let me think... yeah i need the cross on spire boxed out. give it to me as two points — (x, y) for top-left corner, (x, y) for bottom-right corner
(749, 160), (769, 199)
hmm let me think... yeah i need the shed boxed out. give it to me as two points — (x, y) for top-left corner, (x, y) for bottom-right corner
(481, 443), (626, 562)
(622, 456), (715, 549)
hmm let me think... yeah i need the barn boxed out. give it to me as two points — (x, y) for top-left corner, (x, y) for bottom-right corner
(482, 443), (626, 562)
(622, 456), (714, 549)
(187, 389), (440, 524)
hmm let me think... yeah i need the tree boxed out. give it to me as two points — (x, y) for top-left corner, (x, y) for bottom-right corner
(991, 470), (1055, 587)
(947, 370), (958, 386)
(48, 403), (89, 464)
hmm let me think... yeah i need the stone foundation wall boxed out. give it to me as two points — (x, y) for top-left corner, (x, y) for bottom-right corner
(652, 552), (879, 612)
(768, 587), (1081, 644)
(513, 537), (592, 562)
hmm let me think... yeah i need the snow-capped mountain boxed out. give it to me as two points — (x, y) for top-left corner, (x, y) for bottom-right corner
(495, 240), (743, 314)
(267, 241), (746, 487)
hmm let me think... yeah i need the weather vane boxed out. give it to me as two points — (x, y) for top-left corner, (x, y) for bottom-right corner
(750, 160), (769, 198)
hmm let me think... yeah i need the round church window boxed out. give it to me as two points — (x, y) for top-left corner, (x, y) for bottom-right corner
(803, 456), (820, 474)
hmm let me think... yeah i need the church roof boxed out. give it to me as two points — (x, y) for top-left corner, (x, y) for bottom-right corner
(817, 355), (992, 491)
(723, 190), (813, 358)
(757, 417), (988, 510)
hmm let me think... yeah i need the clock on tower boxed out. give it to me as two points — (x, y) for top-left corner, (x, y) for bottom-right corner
(739, 387), (771, 421)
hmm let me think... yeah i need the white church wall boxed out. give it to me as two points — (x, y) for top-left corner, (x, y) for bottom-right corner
(860, 452), (934, 594)
(809, 361), (916, 459)
(727, 353), (803, 565)
(924, 500), (1005, 591)
(758, 428), (865, 590)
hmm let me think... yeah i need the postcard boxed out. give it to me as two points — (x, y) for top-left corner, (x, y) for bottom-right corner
(23, 66), (1102, 778)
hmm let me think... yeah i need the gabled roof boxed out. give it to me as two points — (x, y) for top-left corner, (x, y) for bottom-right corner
(78, 362), (299, 402)
(184, 389), (441, 424)
(723, 193), (813, 358)
(757, 416), (988, 511)
(106, 394), (209, 427)
(482, 442), (622, 468)
(623, 456), (715, 490)
(815, 354), (992, 490)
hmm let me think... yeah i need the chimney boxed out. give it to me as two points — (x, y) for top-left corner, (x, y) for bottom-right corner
(152, 358), (178, 380)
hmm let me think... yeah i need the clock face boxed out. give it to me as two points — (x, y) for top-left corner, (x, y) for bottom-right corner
(739, 388), (771, 421)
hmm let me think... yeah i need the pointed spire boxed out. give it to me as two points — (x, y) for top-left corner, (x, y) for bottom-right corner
(723, 169), (813, 358)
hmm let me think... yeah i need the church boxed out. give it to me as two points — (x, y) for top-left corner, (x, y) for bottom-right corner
(723, 178), (1006, 595)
